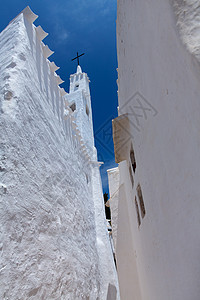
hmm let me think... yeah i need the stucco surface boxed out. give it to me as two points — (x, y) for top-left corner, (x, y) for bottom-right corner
(0, 10), (117, 299)
(92, 159), (120, 300)
(173, 0), (200, 61)
(116, 0), (200, 299)
(107, 167), (119, 251)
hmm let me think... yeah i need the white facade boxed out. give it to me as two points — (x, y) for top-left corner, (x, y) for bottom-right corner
(0, 7), (118, 299)
(66, 63), (120, 300)
(107, 167), (119, 251)
(108, 1), (200, 299)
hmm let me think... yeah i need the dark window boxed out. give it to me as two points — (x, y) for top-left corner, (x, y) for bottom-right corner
(70, 102), (76, 112)
(130, 148), (136, 173)
(86, 104), (89, 117)
(137, 183), (146, 218)
(129, 163), (134, 187)
(86, 173), (89, 184)
(74, 84), (79, 91)
(135, 196), (141, 227)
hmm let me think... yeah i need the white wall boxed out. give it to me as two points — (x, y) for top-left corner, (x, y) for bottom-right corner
(0, 10), (109, 299)
(107, 167), (120, 251)
(108, 163), (142, 300)
(116, 0), (200, 299)
(92, 152), (120, 300)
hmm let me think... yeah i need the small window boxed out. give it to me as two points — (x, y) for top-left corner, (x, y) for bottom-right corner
(76, 75), (79, 81)
(86, 173), (89, 184)
(70, 102), (76, 112)
(74, 84), (79, 91)
(129, 163), (134, 187)
(130, 147), (136, 173)
(71, 76), (74, 83)
(135, 196), (141, 227)
(86, 104), (89, 117)
(137, 183), (146, 218)
(80, 74), (83, 80)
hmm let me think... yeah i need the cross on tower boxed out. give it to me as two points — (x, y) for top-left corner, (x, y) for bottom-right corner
(71, 52), (85, 66)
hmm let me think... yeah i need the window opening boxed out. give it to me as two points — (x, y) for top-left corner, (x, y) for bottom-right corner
(130, 147), (136, 173)
(129, 163), (134, 187)
(74, 83), (79, 91)
(137, 183), (146, 218)
(70, 102), (76, 112)
(135, 196), (141, 227)
(86, 104), (89, 117)
(86, 173), (89, 184)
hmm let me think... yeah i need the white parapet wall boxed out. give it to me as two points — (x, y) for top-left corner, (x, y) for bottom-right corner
(114, 0), (200, 299)
(0, 7), (118, 299)
(92, 159), (120, 300)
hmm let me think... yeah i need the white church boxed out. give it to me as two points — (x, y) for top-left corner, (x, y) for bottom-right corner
(1, 2), (199, 300)
(0, 6), (119, 300)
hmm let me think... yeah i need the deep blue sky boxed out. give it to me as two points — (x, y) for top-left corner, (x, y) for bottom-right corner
(0, 0), (118, 193)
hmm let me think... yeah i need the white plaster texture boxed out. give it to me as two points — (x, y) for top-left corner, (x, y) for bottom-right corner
(0, 8), (118, 300)
(173, 0), (200, 61)
(107, 167), (119, 251)
(107, 163), (142, 300)
(113, 0), (200, 299)
(91, 160), (120, 300)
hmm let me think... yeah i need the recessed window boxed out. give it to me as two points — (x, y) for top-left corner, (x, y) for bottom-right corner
(130, 147), (136, 173)
(86, 173), (89, 184)
(74, 84), (79, 91)
(80, 74), (83, 80)
(86, 104), (89, 117)
(135, 196), (141, 227)
(137, 183), (146, 218)
(129, 163), (134, 187)
(70, 102), (76, 112)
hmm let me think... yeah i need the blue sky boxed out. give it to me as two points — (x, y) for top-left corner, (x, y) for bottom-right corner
(0, 0), (118, 193)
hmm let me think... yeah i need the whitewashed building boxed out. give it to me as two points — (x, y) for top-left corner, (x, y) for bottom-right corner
(0, 7), (119, 300)
(108, 1), (200, 299)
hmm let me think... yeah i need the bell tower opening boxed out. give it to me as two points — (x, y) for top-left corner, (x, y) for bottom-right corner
(86, 104), (89, 116)
(70, 102), (76, 112)
(74, 83), (79, 91)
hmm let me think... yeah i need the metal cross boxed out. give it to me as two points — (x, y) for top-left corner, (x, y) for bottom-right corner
(71, 52), (85, 65)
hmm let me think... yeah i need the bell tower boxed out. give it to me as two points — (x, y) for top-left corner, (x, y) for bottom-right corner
(65, 65), (95, 156)
(69, 65), (90, 94)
